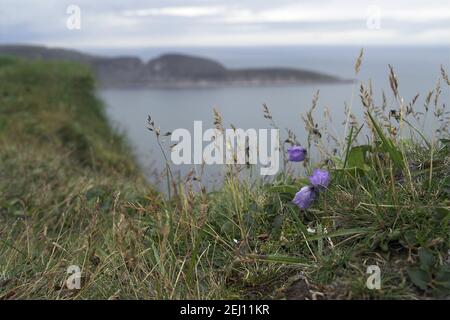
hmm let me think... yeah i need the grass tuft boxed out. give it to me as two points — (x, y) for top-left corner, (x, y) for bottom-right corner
(0, 56), (449, 299)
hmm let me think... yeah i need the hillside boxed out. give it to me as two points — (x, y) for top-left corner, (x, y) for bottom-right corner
(0, 45), (348, 88)
(0, 57), (449, 299)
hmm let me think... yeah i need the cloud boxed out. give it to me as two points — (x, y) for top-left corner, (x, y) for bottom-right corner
(0, 0), (449, 48)
(219, 5), (450, 24)
(123, 6), (226, 18)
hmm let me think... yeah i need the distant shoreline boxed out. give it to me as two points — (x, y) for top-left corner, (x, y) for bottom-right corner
(99, 78), (354, 90)
(0, 44), (352, 88)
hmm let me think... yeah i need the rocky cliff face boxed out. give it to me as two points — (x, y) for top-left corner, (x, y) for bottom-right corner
(0, 45), (349, 88)
(91, 56), (145, 87)
(146, 54), (228, 80)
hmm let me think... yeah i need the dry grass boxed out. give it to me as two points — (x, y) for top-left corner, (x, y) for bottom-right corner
(0, 55), (449, 300)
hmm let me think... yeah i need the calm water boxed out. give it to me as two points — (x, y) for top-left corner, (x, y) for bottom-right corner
(98, 46), (450, 190)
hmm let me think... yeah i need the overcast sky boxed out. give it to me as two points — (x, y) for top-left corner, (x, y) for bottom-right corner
(1, 0), (449, 49)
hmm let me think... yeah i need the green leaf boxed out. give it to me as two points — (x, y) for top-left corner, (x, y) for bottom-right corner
(435, 267), (450, 289)
(407, 267), (430, 290)
(342, 125), (354, 170)
(267, 185), (299, 196)
(402, 230), (418, 247)
(366, 111), (404, 169)
(433, 207), (450, 222)
(221, 221), (235, 234)
(268, 178), (309, 197)
(347, 145), (372, 171)
(440, 138), (450, 147)
(418, 248), (436, 271)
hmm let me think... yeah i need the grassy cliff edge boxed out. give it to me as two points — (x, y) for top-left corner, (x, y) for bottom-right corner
(0, 57), (449, 299)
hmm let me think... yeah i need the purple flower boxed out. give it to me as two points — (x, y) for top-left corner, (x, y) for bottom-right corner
(287, 146), (307, 162)
(292, 186), (317, 209)
(308, 169), (330, 190)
